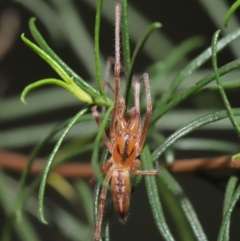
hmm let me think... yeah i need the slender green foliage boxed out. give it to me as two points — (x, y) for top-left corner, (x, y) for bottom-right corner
(21, 79), (73, 103)
(94, 0), (106, 97)
(158, 168), (208, 241)
(224, 0), (240, 27)
(174, 138), (239, 153)
(26, 18), (113, 107)
(151, 58), (240, 124)
(222, 176), (238, 241)
(15, 120), (71, 219)
(38, 107), (89, 223)
(151, 26), (240, 123)
(152, 108), (240, 161)
(205, 79), (240, 90)
(121, 0), (132, 107)
(218, 185), (240, 241)
(125, 22), (162, 105)
(148, 36), (205, 98)
(15, 114), (95, 219)
(141, 146), (175, 241)
(21, 34), (94, 104)
(121, 0), (131, 78)
(211, 30), (240, 135)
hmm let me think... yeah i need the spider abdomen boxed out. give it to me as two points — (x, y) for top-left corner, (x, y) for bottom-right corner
(111, 169), (131, 223)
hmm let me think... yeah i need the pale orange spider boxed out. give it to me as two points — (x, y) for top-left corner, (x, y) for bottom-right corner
(91, 3), (159, 241)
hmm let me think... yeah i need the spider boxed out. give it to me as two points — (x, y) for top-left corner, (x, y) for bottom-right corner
(91, 3), (159, 241)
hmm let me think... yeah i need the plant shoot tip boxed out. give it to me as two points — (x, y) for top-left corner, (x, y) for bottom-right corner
(20, 96), (27, 105)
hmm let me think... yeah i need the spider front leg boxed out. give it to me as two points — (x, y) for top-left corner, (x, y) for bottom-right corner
(130, 159), (159, 175)
(103, 57), (115, 91)
(138, 73), (152, 154)
(133, 75), (141, 114)
(92, 106), (112, 152)
(103, 57), (124, 94)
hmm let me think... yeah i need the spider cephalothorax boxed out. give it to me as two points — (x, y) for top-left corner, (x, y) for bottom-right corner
(91, 3), (159, 241)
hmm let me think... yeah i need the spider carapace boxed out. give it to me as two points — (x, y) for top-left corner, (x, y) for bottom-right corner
(91, 3), (159, 241)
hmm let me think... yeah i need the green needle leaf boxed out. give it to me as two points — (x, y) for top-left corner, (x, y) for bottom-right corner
(21, 34), (94, 104)
(151, 26), (240, 123)
(158, 168), (208, 241)
(224, 0), (240, 27)
(15, 119), (72, 220)
(206, 79), (240, 91)
(218, 185), (240, 241)
(125, 22), (162, 106)
(21, 34), (71, 84)
(222, 176), (238, 241)
(28, 19), (99, 99)
(121, 0), (131, 78)
(152, 108), (240, 161)
(38, 107), (89, 224)
(151, 58), (240, 124)
(21, 78), (70, 104)
(141, 146), (175, 241)
(151, 36), (205, 104)
(28, 18), (113, 107)
(211, 30), (240, 135)
(94, 0), (106, 97)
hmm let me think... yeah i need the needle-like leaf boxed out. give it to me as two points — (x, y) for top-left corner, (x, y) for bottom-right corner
(141, 146), (175, 241)
(38, 107), (89, 224)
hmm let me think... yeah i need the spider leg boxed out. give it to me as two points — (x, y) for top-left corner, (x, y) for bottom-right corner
(103, 57), (115, 94)
(94, 166), (114, 241)
(89, 158), (113, 184)
(101, 157), (113, 173)
(92, 106), (112, 152)
(124, 75), (142, 134)
(138, 73), (152, 154)
(130, 159), (159, 175)
(133, 75), (140, 114)
(103, 57), (125, 95)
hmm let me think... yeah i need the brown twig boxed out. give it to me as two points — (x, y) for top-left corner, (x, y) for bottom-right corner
(165, 155), (240, 172)
(0, 151), (92, 177)
(1, 151), (240, 178)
